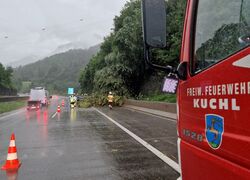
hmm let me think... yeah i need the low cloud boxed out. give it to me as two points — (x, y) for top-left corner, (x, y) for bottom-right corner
(0, 0), (127, 65)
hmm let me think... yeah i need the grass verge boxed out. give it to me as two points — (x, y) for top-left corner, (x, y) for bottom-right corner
(139, 93), (176, 103)
(0, 100), (26, 114)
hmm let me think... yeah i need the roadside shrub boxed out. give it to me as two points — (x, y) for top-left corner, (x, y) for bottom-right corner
(138, 93), (176, 103)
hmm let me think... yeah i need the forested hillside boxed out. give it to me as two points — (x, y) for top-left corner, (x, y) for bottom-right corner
(0, 64), (16, 95)
(79, 0), (186, 97)
(13, 45), (100, 94)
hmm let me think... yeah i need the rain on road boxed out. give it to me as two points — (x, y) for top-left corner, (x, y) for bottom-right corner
(0, 97), (179, 180)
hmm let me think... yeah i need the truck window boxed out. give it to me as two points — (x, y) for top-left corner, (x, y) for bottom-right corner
(192, 0), (250, 73)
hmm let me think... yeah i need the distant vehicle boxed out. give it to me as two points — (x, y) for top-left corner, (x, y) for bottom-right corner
(26, 100), (41, 111)
(27, 87), (50, 110)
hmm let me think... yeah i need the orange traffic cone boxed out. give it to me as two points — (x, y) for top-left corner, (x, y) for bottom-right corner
(61, 101), (65, 107)
(2, 133), (21, 170)
(57, 105), (61, 113)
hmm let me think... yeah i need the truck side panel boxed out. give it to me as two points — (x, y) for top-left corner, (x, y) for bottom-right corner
(178, 0), (250, 179)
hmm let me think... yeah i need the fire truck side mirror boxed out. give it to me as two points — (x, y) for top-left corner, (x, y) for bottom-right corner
(142, 0), (166, 48)
(177, 62), (188, 80)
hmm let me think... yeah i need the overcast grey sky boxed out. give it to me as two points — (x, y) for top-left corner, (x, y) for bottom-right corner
(0, 0), (128, 65)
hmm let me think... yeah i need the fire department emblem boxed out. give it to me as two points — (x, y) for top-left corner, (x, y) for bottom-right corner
(205, 114), (224, 149)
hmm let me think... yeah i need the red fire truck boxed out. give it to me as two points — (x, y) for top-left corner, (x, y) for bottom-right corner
(142, 0), (249, 179)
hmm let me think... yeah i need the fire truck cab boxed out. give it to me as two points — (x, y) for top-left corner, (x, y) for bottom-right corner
(142, 0), (250, 179)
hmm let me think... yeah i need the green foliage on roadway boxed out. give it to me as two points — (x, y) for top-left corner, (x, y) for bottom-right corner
(79, 0), (186, 99)
(0, 100), (26, 114)
(78, 95), (124, 108)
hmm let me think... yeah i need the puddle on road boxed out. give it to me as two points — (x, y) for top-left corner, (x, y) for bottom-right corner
(2, 108), (178, 180)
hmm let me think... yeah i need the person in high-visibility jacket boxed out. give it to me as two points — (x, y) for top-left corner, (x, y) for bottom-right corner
(70, 94), (77, 108)
(107, 91), (114, 109)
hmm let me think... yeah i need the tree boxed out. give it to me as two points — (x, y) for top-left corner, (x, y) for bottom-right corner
(0, 63), (16, 95)
(79, 0), (187, 97)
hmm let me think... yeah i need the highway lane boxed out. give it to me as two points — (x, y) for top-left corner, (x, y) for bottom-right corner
(97, 106), (178, 163)
(0, 97), (179, 179)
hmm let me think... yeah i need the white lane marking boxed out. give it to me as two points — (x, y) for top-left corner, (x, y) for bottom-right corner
(94, 108), (181, 173)
(51, 112), (57, 119)
(232, 54), (250, 68)
(0, 109), (25, 121)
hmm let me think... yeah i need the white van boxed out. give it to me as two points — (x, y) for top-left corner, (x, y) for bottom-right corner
(29, 87), (50, 106)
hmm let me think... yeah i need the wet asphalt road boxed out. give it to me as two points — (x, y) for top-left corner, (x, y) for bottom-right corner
(0, 97), (179, 180)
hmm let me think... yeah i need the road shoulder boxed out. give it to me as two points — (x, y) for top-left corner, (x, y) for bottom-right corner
(94, 107), (180, 174)
(123, 105), (177, 120)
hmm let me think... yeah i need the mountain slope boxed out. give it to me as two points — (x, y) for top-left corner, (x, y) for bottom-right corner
(7, 55), (40, 68)
(13, 45), (100, 94)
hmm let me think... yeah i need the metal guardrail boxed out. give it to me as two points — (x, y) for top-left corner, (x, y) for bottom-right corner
(124, 99), (177, 113)
(0, 96), (29, 102)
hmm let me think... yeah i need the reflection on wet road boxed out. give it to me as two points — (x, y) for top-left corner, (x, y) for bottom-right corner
(0, 97), (179, 179)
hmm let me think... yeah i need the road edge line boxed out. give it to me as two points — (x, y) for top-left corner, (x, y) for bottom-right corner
(94, 107), (180, 173)
(0, 109), (25, 121)
(51, 112), (57, 119)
